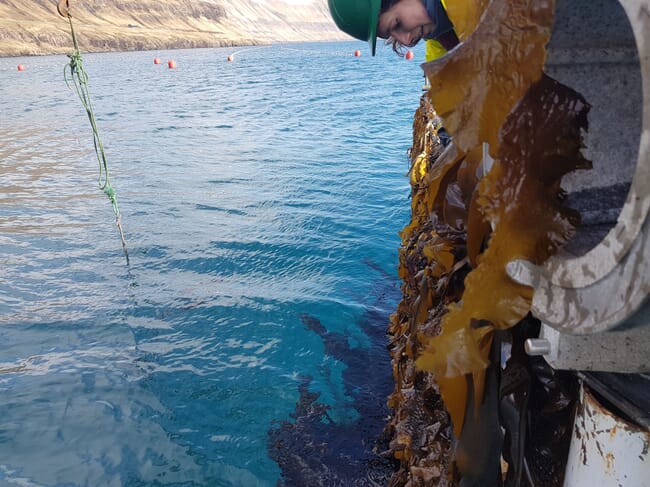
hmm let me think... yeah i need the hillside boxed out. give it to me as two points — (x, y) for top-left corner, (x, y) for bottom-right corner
(0, 0), (348, 56)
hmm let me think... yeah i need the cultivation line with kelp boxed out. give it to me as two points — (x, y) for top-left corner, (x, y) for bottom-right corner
(384, 0), (589, 484)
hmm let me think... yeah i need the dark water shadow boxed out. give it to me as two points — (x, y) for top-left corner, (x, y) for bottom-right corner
(268, 259), (401, 486)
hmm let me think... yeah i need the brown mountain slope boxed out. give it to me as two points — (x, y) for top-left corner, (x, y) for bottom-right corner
(0, 0), (348, 56)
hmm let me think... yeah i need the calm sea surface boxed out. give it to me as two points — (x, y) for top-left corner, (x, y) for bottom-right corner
(0, 41), (426, 486)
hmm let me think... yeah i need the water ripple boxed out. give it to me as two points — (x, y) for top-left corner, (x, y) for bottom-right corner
(0, 42), (423, 486)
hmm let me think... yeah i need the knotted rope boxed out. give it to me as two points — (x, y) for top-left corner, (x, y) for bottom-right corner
(58, 0), (129, 264)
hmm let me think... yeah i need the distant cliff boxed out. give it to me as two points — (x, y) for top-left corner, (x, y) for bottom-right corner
(0, 0), (348, 56)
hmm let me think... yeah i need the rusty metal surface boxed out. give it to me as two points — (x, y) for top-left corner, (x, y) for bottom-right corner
(581, 372), (650, 428)
(563, 384), (650, 486)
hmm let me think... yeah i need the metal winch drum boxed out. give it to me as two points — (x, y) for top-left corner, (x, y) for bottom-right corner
(505, 1), (649, 484)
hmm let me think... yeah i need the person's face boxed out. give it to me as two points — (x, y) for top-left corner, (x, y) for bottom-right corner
(377, 0), (434, 47)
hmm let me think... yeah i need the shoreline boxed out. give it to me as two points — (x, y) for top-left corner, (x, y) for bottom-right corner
(0, 40), (263, 59)
(0, 0), (347, 58)
(0, 38), (352, 59)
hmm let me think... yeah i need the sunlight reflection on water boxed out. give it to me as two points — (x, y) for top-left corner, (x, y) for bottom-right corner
(0, 42), (423, 486)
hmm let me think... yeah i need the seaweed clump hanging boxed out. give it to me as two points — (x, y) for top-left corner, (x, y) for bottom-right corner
(385, 0), (588, 484)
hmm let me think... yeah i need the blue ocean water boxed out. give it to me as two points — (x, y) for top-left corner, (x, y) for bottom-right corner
(0, 41), (426, 486)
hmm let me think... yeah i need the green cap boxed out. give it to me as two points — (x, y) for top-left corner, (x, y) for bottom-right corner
(328, 0), (381, 56)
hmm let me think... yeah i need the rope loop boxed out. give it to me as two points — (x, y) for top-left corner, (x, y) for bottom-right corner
(61, 3), (129, 264)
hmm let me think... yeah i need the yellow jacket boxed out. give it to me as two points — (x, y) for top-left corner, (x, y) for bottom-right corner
(425, 0), (449, 62)
(425, 39), (448, 62)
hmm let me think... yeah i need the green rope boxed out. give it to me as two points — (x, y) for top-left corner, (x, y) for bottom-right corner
(63, 14), (129, 264)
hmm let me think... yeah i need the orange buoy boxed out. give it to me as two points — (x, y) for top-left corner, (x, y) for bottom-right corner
(167, 59), (177, 69)
(17, 64), (26, 71)
(354, 49), (361, 57)
(227, 54), (234, 62)
(153, 57), (161, 65)
(405, 50), (414, 60)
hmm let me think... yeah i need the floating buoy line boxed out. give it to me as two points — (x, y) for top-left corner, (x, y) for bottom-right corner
(57, 0), (129, 264)
(274, 43), (359, 57)
(224, 45), (270, 62)
(151, 44), (376, 68)
(224, 43), (367, 60)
